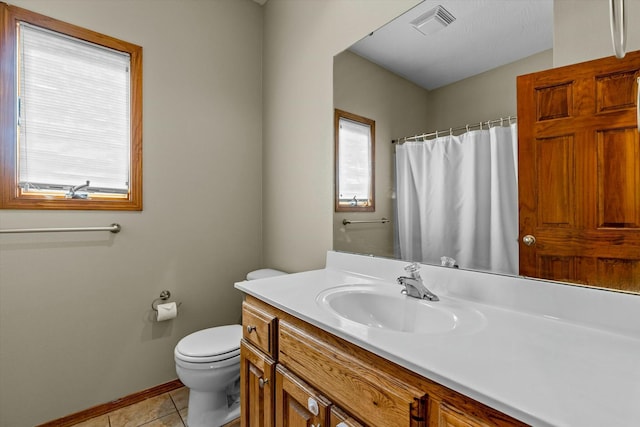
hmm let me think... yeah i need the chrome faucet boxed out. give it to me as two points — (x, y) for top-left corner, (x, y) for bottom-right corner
(397, 262), (439, 301)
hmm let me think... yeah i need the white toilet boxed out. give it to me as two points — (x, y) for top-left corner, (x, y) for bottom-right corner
(174, 269), (286, 427)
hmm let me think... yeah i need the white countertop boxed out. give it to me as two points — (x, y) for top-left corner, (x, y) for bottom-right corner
(235, 251), (640, 427)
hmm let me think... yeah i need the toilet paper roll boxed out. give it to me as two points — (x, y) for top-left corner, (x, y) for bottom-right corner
(156, 302), (178, 321)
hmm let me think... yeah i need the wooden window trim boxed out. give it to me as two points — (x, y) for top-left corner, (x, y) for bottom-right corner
(0, 2), (143, 210)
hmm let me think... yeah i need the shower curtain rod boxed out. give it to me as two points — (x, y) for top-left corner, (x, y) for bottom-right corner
(391, 116), (517, 144)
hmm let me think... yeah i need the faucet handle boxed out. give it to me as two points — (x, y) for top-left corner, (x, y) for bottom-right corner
(404, 262), (420, 277)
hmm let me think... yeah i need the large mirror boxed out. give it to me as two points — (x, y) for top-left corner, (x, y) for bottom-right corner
(333, 0), (639, 294)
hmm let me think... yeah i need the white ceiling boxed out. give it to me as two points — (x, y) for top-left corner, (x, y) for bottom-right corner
(348, 0), (553, 90)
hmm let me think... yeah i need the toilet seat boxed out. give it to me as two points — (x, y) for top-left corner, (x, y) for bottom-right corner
(175, 324), (242, 364)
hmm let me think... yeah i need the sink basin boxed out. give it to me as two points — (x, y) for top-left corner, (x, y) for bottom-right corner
(316, 284), (485, 334)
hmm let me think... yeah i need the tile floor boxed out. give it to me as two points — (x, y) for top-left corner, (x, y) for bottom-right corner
(69, 387), (240, 427)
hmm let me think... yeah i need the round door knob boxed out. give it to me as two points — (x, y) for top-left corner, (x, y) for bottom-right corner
(523, 235), (536, 246)
(259, 377), (269, 388)
(246, 325), (256, 333)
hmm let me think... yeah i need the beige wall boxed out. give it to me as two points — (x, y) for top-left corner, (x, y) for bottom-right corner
(554, 0), (640, 67)
(333, 50), (430, 258)
(0, 1), (263, 425)
(427, 50), (553, 130)
(262, 0), (421, 272)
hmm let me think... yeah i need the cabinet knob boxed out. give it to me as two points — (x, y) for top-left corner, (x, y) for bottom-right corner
(258, 377), (269, 388)
(246, 325), (256, 333)
(522, 235), (536, 246)
(307, 397), (319, 416)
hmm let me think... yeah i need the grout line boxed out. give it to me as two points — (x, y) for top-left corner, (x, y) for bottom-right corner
(168, 391), (187, 427)
(168, 390), (187, 427)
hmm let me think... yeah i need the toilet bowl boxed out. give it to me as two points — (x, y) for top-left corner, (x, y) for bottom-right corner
(174, 269), (286, 427)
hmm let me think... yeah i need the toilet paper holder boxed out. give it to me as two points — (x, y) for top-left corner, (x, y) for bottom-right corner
(151, 290), (182, 312)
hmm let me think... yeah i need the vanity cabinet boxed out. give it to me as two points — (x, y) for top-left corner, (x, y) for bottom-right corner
(240, 296), (527, 427)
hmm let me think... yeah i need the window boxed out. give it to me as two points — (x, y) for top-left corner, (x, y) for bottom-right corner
(0, 4), (142, 210)
(334, 109), (375, 212)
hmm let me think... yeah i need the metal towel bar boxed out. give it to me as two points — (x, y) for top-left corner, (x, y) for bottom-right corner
(342, 218), (390, 225)
(0, 223), (121, 234)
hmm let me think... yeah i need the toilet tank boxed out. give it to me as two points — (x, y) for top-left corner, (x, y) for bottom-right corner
(246, 268), (287, 281)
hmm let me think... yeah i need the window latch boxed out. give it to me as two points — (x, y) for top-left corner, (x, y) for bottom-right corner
(66, 180), (91, 199)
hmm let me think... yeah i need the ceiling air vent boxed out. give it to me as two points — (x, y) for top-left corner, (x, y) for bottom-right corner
(410, 5), (456, 36)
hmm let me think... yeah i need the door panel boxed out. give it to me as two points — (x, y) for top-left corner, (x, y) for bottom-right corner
(274, 365), (330, 427)
(518, 51), (640, 291)
(597, 127), (640, 227)
(535, 135), (574, 226)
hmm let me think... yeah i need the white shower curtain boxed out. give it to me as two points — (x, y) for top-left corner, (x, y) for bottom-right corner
(395, 124), (518, 275)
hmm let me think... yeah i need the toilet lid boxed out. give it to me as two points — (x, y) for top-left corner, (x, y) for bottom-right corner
(175, 325), (241, 363)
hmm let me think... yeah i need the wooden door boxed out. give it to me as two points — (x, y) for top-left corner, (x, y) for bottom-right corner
(274, 365), (330, 427)
(517, 51), (640, 292)
(240, 340), (275, 427)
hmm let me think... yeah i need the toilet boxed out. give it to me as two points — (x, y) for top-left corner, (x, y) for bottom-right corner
(174, 269), (286, 427)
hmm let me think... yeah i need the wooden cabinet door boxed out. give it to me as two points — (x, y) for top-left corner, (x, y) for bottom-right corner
(517, 51), (640, 291)
(241, 340), (275, 427)
(275, 365), (330, 427)
(435, 404), (490, 427)
(329, 406), (365, 427)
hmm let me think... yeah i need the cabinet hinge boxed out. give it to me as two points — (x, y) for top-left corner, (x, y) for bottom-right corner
(410, 394), (429, 426)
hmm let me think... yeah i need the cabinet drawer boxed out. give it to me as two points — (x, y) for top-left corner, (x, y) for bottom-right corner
(242, 301), (277, 357)
(278, 320), (428, 427)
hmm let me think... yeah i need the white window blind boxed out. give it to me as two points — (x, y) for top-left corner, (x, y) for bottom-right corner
(18, 22), (131, 194)
(338, 117), (372, 201)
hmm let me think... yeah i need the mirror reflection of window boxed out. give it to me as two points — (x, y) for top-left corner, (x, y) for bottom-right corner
(334, 109), (375, 212)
